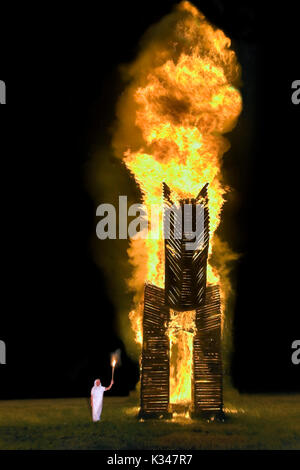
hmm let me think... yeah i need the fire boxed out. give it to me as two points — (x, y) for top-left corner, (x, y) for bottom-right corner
(169, 310), (196, 405)
(113, 1), (242, 405)
(110, 348), (121, 371)
(129, 307), (143, 346)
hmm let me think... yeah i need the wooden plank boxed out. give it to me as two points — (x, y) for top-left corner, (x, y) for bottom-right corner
(193, 284), (223, 415)
(140, 283), (170, 417)
(163, 182), (210, 311)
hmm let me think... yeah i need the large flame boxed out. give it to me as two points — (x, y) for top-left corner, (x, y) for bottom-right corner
(113, 1), (242, 404)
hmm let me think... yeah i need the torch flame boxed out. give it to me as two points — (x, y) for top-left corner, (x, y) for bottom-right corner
(113, 1), (242, 405)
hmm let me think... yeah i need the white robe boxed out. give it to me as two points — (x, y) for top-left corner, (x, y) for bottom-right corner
(91, 382), (106, 422)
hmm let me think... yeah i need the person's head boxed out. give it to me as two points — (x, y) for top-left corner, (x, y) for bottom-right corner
(95, 379), (101, 387)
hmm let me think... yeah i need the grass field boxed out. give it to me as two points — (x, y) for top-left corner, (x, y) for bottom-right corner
(0, 389), (299, 450)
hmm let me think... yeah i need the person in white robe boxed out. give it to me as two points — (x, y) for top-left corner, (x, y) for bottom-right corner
(90, 378), (113, 422)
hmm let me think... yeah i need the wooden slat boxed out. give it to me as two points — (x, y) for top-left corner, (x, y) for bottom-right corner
(163, 182), (210, 311)
(193, 284), (223, 414)
(140, 283), (170, 416)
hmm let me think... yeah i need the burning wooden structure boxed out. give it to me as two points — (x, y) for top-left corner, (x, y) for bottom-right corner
(140, 183), (223, 419)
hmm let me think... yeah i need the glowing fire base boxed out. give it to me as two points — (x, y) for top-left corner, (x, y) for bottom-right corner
(139, 184), (223, 419)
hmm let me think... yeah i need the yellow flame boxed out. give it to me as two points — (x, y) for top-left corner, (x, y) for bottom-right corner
(129, 308), (143, 346)
(113, 1), (242, 403)
(168, 310), (196, 405)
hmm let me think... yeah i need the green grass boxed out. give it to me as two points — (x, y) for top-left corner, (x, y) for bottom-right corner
(0, 389), (299, 450)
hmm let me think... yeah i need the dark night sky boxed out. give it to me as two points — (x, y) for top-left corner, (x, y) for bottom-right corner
(0, 1), (299, 399)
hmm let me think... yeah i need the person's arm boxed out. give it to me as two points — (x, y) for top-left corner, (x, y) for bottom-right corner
(105, 379), (114, 391)
(90, 393), (93, 408)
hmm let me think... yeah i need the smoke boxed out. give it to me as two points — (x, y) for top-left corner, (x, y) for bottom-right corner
(111, 348), (122, 367)
(88, 146), (143, 359)
(211, 235), (241, 371)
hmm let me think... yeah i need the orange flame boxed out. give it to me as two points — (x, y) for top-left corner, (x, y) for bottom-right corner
(113, 1), (242, 403)
(129, 307), (143, 346)
(169, 310), (196, 404)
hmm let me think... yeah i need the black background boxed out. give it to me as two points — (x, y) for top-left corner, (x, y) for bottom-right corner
(0, 0), (299, 399)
